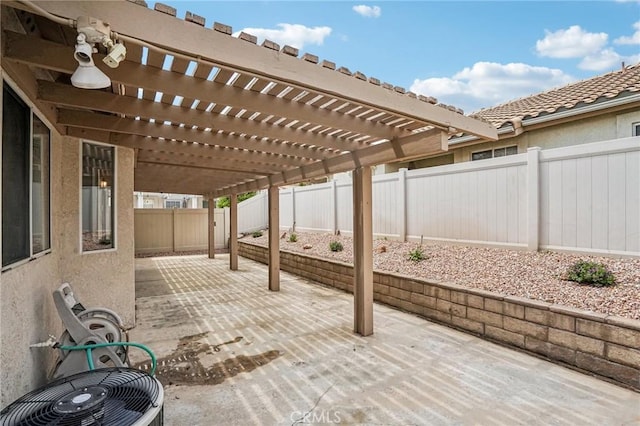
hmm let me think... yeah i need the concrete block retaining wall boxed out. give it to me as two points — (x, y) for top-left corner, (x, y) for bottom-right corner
(239, 241), (640, 390)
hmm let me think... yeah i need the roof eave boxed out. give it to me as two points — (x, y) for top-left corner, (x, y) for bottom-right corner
(450, 92), (640, 147)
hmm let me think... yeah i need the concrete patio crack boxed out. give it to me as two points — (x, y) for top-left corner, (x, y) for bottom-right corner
(290, 383), (335, 425)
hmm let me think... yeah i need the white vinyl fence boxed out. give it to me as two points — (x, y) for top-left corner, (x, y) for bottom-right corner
(238, 137), (640, 257)
(237, 192), (269, 233)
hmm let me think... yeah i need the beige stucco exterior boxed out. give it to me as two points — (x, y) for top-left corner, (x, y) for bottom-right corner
(391, 108), (640, 169)
(0, 67), (135, 407)
(57, 137), (135, 326)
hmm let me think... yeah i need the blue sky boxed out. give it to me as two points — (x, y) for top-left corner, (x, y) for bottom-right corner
(157, 1), (639, 113)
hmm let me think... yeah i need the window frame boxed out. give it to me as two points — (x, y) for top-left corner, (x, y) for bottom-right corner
(164, 199), (181, 209)
(471, 145), (518, 161)
(1, 79), (53, 271)
(31, 116), (52, 255)
(79, 140), (117, 255)
(632, 122), (640, 137)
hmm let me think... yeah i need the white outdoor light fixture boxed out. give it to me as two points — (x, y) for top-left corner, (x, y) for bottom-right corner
(70, 16), (127, 89)
(71, 32), (111, 89)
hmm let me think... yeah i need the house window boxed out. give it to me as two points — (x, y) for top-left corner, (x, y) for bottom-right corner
(471, 145), (517, 161)
(633, 122), (640, 136)
(2, 82), (51, 268)
(82, 142), (115, 252)
(165, 200), (181, 209)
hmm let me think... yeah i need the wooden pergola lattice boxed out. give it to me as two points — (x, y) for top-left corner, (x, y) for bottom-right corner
(2, 0), (497, 335)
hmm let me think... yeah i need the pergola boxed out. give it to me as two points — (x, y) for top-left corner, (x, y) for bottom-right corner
(3, 0), (497, 335)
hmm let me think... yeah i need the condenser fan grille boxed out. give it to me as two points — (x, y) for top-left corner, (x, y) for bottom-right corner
(1, 368), (162, 426)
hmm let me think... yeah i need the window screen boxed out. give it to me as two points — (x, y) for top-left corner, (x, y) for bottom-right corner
(2, 84), (30, 267)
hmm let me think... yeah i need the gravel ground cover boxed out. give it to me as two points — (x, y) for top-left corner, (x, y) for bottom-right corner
(246, 231), (640, 320)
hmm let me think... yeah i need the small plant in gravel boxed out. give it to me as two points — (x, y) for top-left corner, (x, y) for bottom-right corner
(329, 241), (343, 252)
(288, 233), (298, 243)
(252, 231), (263, 238)
(566, 260), (616, 287)
(408, 245), (426, 262)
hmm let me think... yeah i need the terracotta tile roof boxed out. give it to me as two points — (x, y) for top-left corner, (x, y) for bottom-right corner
(471, 63), (640, 128)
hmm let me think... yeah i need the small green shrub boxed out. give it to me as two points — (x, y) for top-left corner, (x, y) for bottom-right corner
(252, 231), (263, 238)
(566, 260), (616, 287)
(408, 246), (426, 262)
(288, 233), (298, 243)
(329, 241), (343, 252)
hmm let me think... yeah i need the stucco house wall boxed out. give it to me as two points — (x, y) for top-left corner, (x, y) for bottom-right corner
(0, 68), (135, 407)
(58, 136), (136, 326)
(392, 108), (640, 170)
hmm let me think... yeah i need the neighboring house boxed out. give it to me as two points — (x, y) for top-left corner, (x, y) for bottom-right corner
(133, 191), (204, 209)
(379, 63), (640, 173)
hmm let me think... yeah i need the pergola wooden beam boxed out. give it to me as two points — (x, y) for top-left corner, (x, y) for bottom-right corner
(135, 149), (292, 173)
(58, 108), (333, 161)
(134, 162), (258, 181)
(133, 175), (215, 194)
(353, 166), (373, 336)
(229, 194), (238, 271)
(27, 1), (498, 140)
(208, 198), (215, 259)
(37, 81), (363, 152)
(65, 127), (297, 171)
(268, 186), (280, 292)
(134, 164), (258, 193)
(211, 129), (448, 196)
(4, 31), (404, 140)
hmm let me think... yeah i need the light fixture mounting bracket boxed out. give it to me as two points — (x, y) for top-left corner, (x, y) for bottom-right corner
(75, 16), (112, 46)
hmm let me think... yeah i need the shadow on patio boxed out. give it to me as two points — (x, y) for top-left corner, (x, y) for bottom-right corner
(130, 255), (639, 426)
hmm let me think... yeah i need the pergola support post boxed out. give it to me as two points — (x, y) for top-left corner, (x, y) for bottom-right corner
(207, 197), (215, 259)
(353, 166), (373, 336)
(229, 193), (238, 270)
(268, 186), (280, 291)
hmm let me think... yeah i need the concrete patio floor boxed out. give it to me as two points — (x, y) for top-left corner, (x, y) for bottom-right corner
(130, 254), (640, 426)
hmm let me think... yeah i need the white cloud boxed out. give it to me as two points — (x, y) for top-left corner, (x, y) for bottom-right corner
(410, 62), (575, 113)
(579, 48), (640, 70)
(233, 24), (331, 50)
(535, 24), (638, 71)
(536, 25), (608, 58)
(614, 21), (640, 44)
(353, 5), (381, 18)
(579, 48), (622, 71)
